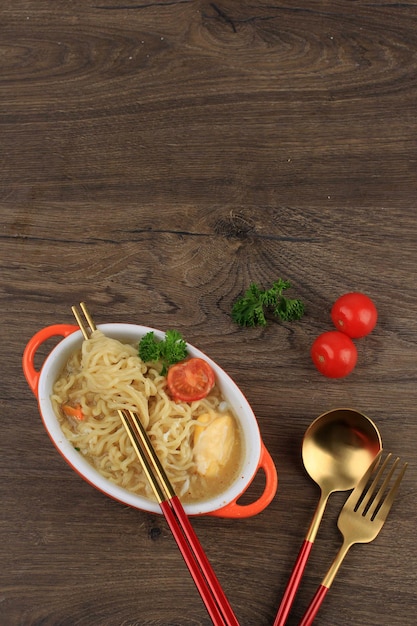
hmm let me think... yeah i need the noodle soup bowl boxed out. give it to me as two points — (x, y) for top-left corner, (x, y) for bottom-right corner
(23, 323), (278, 517)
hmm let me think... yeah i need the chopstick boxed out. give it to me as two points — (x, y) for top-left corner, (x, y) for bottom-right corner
(71, 303), (240, 626)
(119, 409), (240, 626)
(71, 302), (97, 340)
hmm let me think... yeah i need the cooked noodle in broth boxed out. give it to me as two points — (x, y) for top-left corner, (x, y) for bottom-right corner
(51, 330), (243, 503)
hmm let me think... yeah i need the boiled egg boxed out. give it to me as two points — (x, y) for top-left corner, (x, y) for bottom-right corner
(193, 412), (235, 477)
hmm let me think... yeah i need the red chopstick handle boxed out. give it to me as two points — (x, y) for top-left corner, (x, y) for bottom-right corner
(298, 584), (329, 626)
(160, 500), (227, 626)
(273, 540), (314, 626)
(170, 496), (240, 626)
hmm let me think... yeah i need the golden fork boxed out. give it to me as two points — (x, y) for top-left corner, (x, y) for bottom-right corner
(298, 451), (407, 626)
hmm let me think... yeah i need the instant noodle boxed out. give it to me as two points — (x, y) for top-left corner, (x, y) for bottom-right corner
(52, 330), (243, 503)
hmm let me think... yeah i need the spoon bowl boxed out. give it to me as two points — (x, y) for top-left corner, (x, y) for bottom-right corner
(302, 408), (382, 495)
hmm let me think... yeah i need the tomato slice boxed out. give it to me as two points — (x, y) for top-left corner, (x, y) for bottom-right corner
(167, 358), (215, 402)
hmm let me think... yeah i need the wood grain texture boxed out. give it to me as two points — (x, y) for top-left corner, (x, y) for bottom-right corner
(1, 1), (416, 624)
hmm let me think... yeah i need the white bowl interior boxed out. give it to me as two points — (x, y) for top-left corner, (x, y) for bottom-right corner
(37, 323), (262, 516)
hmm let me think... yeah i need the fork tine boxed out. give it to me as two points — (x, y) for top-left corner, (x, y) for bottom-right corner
(346, 450), (383, 513)
(372, 460), (408, 522)
(366, 456), (399, 519)
(354, 451), (390, 515)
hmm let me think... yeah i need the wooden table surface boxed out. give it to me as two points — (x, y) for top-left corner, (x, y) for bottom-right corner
(1, 1), (416, 624)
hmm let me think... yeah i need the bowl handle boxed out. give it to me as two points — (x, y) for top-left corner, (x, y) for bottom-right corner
(208, 441), (278, 518)
(22, 324), (79, 397)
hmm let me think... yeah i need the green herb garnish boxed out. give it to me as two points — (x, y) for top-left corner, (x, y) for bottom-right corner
(139, 329), (188, 375)
(231, 279), (305, 327)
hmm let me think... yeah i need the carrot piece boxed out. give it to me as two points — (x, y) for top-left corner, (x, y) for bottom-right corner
(62, 404), (84, 420)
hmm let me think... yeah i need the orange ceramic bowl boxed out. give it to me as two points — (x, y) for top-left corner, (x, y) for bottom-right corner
(23, 323), (278, 517)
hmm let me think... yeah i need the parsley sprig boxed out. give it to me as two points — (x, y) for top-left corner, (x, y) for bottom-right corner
(232, 279), (305, 327)
(138, 329), (188, 375)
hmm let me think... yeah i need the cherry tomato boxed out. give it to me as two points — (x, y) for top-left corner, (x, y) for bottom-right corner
(331, 292), (377, 338)
(167, 357), (215, 402)
(311, 331), (358, 378)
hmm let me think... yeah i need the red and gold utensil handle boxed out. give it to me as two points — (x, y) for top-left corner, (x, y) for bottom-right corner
(274, 489), (329, 626)
(273, 540), (314, 626)
(298, 585), (329, 626)
(159, 500), (228, 626)
(170, 496), (240, 626)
